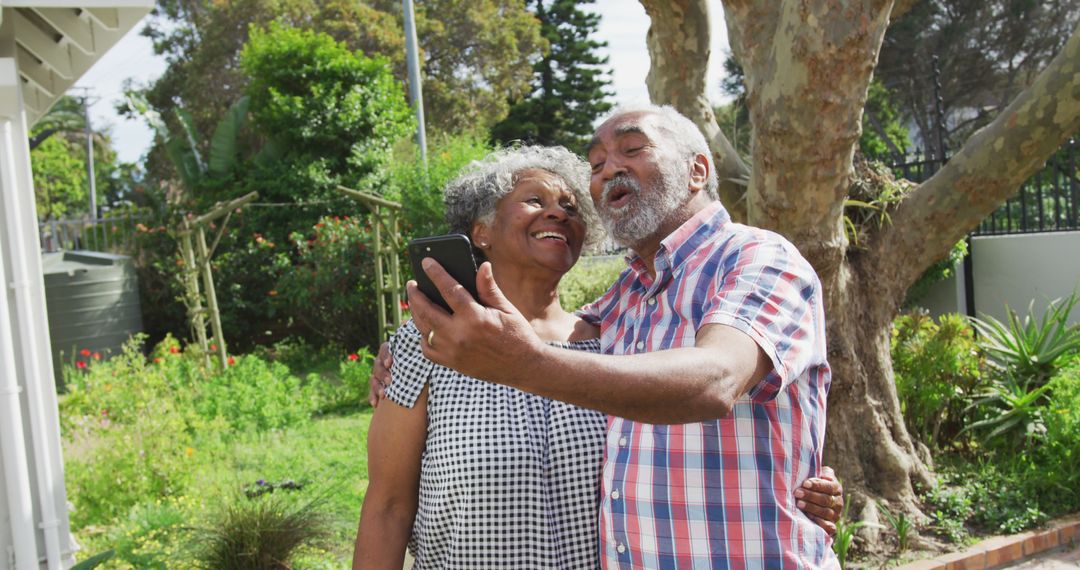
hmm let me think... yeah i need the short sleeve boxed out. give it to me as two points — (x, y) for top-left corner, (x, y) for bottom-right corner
(699, 235), (824, 403)
(385, 320), (435, 409)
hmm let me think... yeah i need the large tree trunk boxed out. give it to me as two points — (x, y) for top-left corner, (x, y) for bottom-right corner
(640, 0), (1080, 525)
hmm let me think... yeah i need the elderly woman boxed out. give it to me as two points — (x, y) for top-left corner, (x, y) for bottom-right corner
(353, 146), (841, 569)
(354, 146), (607, 569)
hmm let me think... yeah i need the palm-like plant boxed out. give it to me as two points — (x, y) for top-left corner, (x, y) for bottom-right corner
(968, 293), (1080, 388)
(961, 377), (1051, 448)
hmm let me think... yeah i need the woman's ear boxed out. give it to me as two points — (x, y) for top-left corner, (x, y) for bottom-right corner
(471, 222), (490, 250)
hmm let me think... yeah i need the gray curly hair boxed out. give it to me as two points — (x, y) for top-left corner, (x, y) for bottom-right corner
(443, 145), (604, 255)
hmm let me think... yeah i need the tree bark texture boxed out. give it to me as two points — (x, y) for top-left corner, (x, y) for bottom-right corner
(641, 0), (1080, 516)
(640, 0), (750, 222)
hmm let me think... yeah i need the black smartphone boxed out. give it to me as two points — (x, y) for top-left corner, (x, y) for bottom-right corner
(407, 234), (479, 313)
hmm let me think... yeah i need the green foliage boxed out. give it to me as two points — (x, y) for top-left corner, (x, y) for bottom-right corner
(64, 336), (375, 567)
(196, 355), (319, 432)
(388, 132), (494, 239)
(961, 378), (1050, 449)
(30, 135), (88, 219)
(904, 239), (967, 307)
(193, 493), (332, 570)
(920, 482), (972, 543)
(859, 81), (910, 161)
(71, 550), (114, 570)
(60, 336), (200, 527)
(968, 293), (1080, 388)
(876, 502), (916, 553)
(240, 22), (413, 198)
(491, 0), (613, 152)
(139, 0), (542, 147)
(832, 498), (874, 570)
(274, 216), (382, 349)
(337, 348), (376, 410)
(557, 256), (626, 312)
(891, 311), (984, 448)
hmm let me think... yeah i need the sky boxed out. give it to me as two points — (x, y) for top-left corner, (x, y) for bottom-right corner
(72, 1), (732, 164)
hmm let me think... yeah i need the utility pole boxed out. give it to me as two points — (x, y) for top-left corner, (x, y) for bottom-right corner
(402, 0), (428, 165)
(78, 90), (98, 219)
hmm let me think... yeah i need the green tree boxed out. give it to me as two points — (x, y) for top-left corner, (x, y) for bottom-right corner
(30, 135), (87, 219)
(137, 0), (542, 144)
(491, 0), (614, 151)
(239, 22), (414, 201)
(877, 0), (1080, 158)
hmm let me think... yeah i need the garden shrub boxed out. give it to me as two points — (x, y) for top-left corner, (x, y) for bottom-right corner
(891, 311), (984, 449)
(196, 355), (319, 432)
(61, 336), (201, 527)
(274, 215), (381, 350)
(558, 256), (626, 312)
(387, 132), (494, 240)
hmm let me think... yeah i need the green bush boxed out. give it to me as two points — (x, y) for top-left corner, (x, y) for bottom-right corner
(891, 311), (985, 449)
(61, 336), (201, 527)
(558, 256), (626, 312)
(274, 216), (381, 350)
(387, 132), (494, 240)
(196, 355), (319, 432)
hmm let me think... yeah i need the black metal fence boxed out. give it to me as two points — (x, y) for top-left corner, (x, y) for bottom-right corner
(888, 137), (1080, 236)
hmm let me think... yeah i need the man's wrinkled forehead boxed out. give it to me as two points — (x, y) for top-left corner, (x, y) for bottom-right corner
(586, 112), (657, 155)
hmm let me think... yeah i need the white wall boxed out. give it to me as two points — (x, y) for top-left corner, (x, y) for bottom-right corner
(919, 231), (1080, 326)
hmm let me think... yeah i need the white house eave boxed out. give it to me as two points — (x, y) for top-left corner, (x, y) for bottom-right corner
(1, 0), (153, 125)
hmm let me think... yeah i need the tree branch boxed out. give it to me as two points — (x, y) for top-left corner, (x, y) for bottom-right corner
(889, 0), (922, 24)
(876, 22), (1080, 289)
(640, 0), (751, 222)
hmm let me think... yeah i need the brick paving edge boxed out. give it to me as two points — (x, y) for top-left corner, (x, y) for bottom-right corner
(894, 515), (1080, 570)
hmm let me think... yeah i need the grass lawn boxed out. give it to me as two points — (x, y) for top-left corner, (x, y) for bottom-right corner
(71, 405), (374, 568)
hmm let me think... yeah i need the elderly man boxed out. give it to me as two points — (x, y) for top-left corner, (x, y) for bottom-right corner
(391, 105), (839, 568)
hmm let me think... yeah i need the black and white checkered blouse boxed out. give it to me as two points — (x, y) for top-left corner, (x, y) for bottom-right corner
(386, 320), (606, 569)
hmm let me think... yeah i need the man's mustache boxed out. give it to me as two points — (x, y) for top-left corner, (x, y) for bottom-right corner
(601, 173), (642, 205)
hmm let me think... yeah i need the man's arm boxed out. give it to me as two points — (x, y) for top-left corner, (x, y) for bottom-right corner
(409, 259), (770, 423)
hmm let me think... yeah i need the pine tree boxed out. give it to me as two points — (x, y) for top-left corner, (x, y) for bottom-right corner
(491, 0), (613, 152)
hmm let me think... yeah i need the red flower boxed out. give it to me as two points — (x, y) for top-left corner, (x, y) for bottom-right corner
(153, 357), (163, 363)
(75, 361), (86, 369)
(169, 346), (180, 354)
(347, 353), (359, 361)
(92, 352), (101, 360)
(227, 356), (236, 366)
(79, 348), (91, 357)
(399, 300), (409, 311)
(210, 344), (218, 351)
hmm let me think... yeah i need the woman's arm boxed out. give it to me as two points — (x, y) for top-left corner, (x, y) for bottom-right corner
(353, 387), (429, 569)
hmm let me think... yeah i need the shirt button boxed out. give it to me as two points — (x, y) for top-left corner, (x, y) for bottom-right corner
(618, 437), (627, 447)
(647, 297), (656, 306)
(611, 490), (620, 500)
(635, 341), (644, 350)
(617, 543), (626, 554)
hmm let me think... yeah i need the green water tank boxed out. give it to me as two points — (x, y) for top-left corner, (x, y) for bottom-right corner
(41, 251), (144, 388)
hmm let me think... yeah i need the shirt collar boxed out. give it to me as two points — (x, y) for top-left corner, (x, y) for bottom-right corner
(624, 200), (730, 280)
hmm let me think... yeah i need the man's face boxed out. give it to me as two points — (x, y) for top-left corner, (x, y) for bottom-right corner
(586, 111), (690, 249)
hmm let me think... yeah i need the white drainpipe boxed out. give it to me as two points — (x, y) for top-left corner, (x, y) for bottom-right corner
(0, 124), (38, 560)
(0, 100), (64, 569)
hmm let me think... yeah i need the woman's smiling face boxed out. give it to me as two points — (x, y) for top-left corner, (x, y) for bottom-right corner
(472, 168), (587, 275)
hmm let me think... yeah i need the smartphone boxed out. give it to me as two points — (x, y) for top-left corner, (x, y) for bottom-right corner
(407, 234), (479, 313)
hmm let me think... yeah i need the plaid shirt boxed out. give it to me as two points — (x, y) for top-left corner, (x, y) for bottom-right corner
(579, 201), (837, 569)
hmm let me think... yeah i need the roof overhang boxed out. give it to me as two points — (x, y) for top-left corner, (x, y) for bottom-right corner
(0, 0), (154, 126)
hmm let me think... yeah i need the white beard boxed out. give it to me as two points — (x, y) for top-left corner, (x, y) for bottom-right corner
(598, 163), (690, 249)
